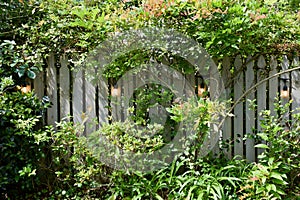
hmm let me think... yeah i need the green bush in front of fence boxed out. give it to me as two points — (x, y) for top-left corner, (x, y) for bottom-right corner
(0, 77), (50, 198)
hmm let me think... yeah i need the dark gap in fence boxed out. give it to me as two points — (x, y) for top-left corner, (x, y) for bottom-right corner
(95, 85), (100, 129)
(56, 57), (61, 122)
(289, 72), (293, 122)
(69, 63), (73, 118)
(108, 78), (112, 124)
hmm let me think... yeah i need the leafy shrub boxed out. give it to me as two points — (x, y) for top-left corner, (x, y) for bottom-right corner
(239, 100), (300, 199)
(0, 77), (50, 198)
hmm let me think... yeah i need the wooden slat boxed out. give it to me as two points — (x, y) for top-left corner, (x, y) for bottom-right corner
(33, 70), (44, 99)
(291, 55), (300, 114)
(46, 53), (58, 125)
(59, 54), (70, 120)
(98, 77), (108, 126)
(233, 55), (244, 158)
(245, 55), (255, 162)
(73, 70), (84, 126)
(269, 56), (278, 116)
(122, 70), (134, 121)
(85, 75), (97, 134)
(221, 56), (232, 159)
(256, 55), (267, 156)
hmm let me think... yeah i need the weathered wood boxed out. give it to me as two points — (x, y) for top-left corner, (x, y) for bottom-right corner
(291, 55), (300, 114)
(73, 70), (84, 126)
(85, 75), (97, 134)
(59, 54), (70, 121)
(269, 56), (278, 116)
(233, 55), (244, 158)
(46, 53), (58, 125)
(97, 77), (108, 127)
(256, 55), (267, 156)
(33, 70), (44, 100)
(221, 56), (232, 159)
(245, 55), (255, 162)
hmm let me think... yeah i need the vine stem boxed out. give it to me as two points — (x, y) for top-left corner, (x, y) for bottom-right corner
(218, 65), (300, 130)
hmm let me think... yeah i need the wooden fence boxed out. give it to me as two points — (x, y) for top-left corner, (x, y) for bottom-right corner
(33, 54), (300, 161)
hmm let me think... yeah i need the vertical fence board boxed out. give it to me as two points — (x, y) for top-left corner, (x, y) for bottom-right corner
(269, 56), (278, 116)
(33, 70), (44, 99)
(256, 55), (267, 156)
(59, 55), (70, 120)
(98, 78), (108, 126)
(73, 70), (84, 126)
(85, 77), (97, 134)
(245, 55), (255, 162)
(221, 56), (232, 158)
(122, 72), (134, 121)
(46, 53), (58, 125)
(233, 55), (244, 157)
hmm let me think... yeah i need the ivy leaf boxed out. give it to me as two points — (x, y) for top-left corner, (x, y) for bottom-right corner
(17, 68), (25, 77)
(27, 70), (36, 79)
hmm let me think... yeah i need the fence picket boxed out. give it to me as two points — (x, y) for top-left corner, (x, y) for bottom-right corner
(33, 68), (44, 99)
(46, 53), (58, 125)
(59, 55), (70, 120)
(256, 55), (267, 156)
(269, 56), (278, 116)
(98, 78), (108, 127)
(245, 55), (255, 162)
(85, 77), (97, 134)
(291, 55), (300, 114)
(73, 70), (84, 127)
(221, 56), (232, 158)
(233, 55), (244, 158)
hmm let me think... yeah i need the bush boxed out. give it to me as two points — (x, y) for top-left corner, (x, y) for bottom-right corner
(0, 77), (49, 198)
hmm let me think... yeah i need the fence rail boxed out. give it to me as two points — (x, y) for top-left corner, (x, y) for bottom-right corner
(33, 54), (300, 161)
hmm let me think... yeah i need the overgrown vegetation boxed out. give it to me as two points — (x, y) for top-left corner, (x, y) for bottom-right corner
(1, 0), (300, 199)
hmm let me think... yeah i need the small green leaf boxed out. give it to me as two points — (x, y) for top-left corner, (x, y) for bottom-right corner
(17, 69), (25, 77)
(255, 144), (269, 149)
(27, 70), (36, 79)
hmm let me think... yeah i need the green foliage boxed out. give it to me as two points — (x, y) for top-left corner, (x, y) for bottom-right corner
(45, 120), (110, 199)
(90, 120), (165, 154)
(0, 80), (49, 198)
(0, 40), (40, 83)
(1, 0), (299, 79)
(238, 99), (300, 199)
(107, 156), (250, 200)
